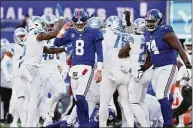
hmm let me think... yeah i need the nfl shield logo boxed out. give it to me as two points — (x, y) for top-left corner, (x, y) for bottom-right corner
(71, 34), (75, 38)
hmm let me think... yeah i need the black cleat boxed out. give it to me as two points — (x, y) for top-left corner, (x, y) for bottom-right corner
(5, 113), (13, 124)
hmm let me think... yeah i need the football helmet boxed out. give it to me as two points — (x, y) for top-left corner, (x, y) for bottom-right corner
(14, 27), (27, 46)
(184, 37), (192, 54)
(27, 16), (47, 32)
(1, 38), (10, 47)
(105, 16), (124, 32)
(133, 18), (146, 34)
(72, 9), (89, 32)
(41, 14), (57, 31)
(87, 17), (104, 29)
(145, 9), (162, 32)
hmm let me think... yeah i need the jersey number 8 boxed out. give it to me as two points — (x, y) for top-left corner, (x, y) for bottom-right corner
(75, 40), (84, 56)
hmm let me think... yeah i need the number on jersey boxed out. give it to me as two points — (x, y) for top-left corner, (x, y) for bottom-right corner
(113, 32), (132, 48)
(75, 39), (84, 56)
(138, 42), (146, 62)
(43, 53), (55, 60)
(147, 40), (160, 54)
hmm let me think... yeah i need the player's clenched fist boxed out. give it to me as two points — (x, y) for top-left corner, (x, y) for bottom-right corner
(95, 70), (102, 83)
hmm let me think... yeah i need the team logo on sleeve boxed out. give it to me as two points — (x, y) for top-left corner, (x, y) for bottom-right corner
(71, 34), (75, 38)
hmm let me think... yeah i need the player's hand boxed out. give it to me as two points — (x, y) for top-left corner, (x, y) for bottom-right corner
(123, 10), (131, 26)
(133, 65), (146, 82)
(95, 70), (102, 83)
(185, 62), (192, 69)
(63, 22), (72, 30)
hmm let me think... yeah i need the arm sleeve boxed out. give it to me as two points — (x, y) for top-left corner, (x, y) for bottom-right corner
(1, 55), (12, 77)
(54, 30), (71, 47)
(94, 29), (104, 62)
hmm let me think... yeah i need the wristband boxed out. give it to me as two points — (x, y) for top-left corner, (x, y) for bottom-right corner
(97, 62), (103, 71)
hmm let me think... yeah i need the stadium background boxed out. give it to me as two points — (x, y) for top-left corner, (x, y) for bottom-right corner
(1, 0), (192, 126)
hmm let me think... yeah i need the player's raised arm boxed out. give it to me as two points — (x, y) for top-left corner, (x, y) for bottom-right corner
(164, 32), (192, 69)
(37, 19), (64, 41)
(54, 22), (72, 47)
(118, 42), (131, 58)
(43, 46), (65, 54)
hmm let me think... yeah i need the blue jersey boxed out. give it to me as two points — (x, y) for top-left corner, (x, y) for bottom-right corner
(144, 24), (177, 67)
(54, 27), (103, 66)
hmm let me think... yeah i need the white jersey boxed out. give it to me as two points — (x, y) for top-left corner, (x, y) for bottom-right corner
(102, 29), (130, 71)
(128, 34), (146, 69)
(40, 38), (59, 68)
(11, 43), (25, 74)
(23, 28), (45, 66)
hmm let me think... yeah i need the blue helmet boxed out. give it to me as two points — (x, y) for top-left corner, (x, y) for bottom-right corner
(87, 17), (104, 29)
(72, 9), (89, 32)
(145, 9), (162, 32)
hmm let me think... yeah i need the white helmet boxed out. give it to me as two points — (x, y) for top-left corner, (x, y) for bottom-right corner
(105, 16), (124, 32)
(14, 27), (27, 46)
(184, 38), (192, 54)
(133, 18), (146, 34)
(1, 38), (10, 47)
(27, 16), (47, 32)
(41, 14), (57, 31)
(87, 17), (104, 29)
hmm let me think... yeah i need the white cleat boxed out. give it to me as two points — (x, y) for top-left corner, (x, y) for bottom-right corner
(177, 123), (185, 127)
(10, 123), (18, 127)
(43, 113), (53, 127)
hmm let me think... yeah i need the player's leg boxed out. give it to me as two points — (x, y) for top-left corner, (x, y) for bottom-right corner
(22, 65), (42, 127)
(99, 72), (117, 127)
(86, 77), (100, 118)
(128, 77), (148, 127)
(117, 84), (134, 127)
(65, 78), (78, 126)
(13, 76), (27, 126)
(153, 65), (177, 127)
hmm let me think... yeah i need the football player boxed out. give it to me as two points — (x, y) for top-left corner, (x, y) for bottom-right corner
(173, 38), (192, 127)
(39, 14), (68, 126)
(99, 16), (133, 127)
(144, 9), (192, 127)
(54, 9), (103, 127)
(7, 28), (28, 127)
(19, 16), (64, 127)
(118, 18), (151, 127)
(1, 38), (14, 123)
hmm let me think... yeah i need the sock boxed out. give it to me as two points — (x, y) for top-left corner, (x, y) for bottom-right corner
(76, 95), (89, 127)
(158, 98), (173, 126)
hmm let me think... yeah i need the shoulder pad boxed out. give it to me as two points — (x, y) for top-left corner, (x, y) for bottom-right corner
(160, 25), (174, 34)
(31, 28), (46, 36)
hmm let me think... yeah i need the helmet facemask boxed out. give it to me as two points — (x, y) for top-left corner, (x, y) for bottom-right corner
(145, 18), (161, 32)
(73, 17), (87, 32)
